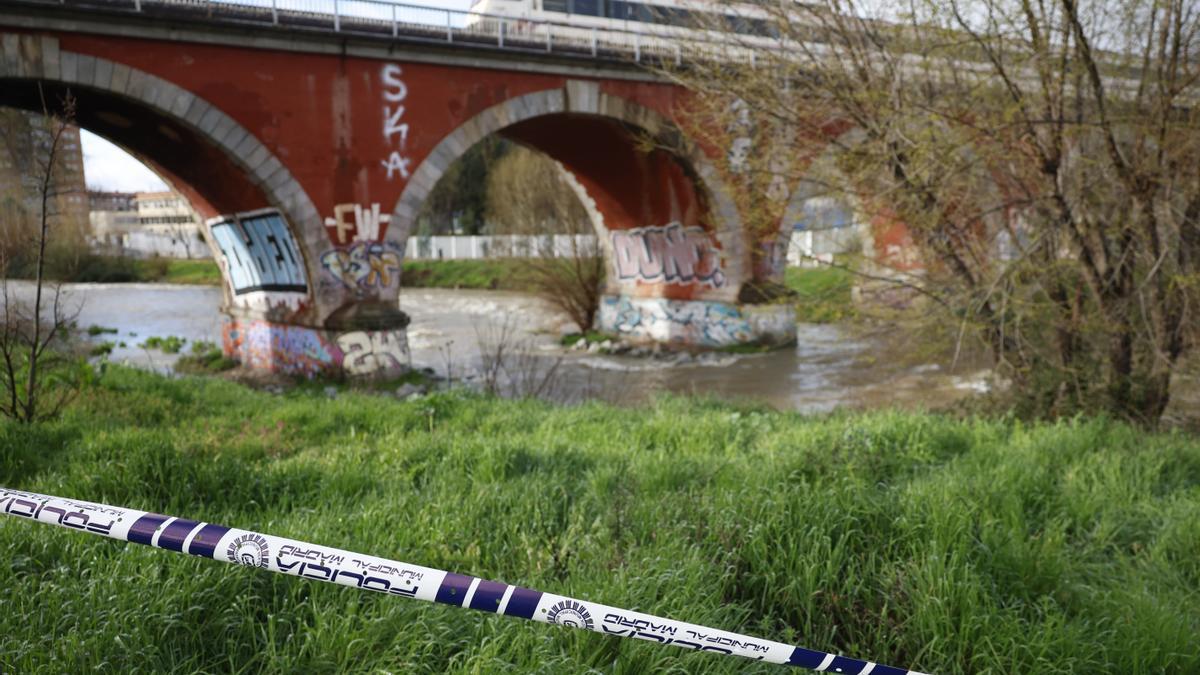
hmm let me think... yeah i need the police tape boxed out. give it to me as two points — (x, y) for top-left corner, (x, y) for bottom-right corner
(0, 487), (926, 674)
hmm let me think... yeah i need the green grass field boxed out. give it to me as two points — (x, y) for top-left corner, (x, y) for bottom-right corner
(155, 259), (222, 285)
(401, 258), (537, 292)
(64, 256), (222, 285)
(2, 368), (1198, 673)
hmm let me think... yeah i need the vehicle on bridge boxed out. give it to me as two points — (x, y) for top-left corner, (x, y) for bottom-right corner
(464, 0), (779, 56)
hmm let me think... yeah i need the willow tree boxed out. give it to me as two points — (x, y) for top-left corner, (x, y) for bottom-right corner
(667, 0), (1200, 424)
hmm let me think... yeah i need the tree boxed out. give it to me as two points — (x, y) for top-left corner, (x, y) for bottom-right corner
(0, 89), (89, 423)
(668, 0), (1200, 425)
(485, 144), (604, 333)
(415, 137), (509, 236)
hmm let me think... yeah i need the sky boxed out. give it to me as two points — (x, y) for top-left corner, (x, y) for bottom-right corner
(80, 130), (168, 192)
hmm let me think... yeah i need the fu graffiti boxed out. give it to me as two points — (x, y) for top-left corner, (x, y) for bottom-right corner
(324, 203), (392, 246)
(381, 64), (412, 181)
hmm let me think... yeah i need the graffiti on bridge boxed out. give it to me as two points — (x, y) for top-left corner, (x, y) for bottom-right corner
(380, 64), (412, 182)
(210, 210), (308, 296)
(336, 329), (410, 376)
(321, 241), (402, 294)
(224, 321), (334, 377)
(611, 223), (726, 289)
(324, 202), (392, 246)
(597, 296), (753, 347)
(223, 321), (410, 377)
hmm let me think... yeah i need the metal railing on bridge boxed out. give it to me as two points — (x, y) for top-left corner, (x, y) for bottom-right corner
(21, 0), (698, 64)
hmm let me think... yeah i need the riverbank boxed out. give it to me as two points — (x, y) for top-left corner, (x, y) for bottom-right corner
(38, 256), (854, 324)
(1, 366), (1196, 673)
(22, 255), (224, 285)
(401, 259), (857, 324)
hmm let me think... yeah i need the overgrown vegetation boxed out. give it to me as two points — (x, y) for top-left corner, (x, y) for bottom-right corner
(173, 341), (237, 375)
(785, 266), (856, 324)
(484, 145), (604, 333)
(0, 367), (1197, 673)
(670, 0), (1200, 425)
(0, 90), (91, 423)
(140, 335), (186, 354)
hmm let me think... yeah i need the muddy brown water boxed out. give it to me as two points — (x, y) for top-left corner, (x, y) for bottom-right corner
(10, 282), (1196, 422)
(5, 282), (1011, 414)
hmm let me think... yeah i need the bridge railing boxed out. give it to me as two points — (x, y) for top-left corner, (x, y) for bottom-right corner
(33, 0), (723, 65)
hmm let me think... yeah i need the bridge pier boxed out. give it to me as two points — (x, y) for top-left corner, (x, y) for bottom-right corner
(597, 296), (795, 349)
(222, 318), (410, 379)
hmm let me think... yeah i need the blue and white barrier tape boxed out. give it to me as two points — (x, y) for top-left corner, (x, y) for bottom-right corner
(0, 487), (926, 674)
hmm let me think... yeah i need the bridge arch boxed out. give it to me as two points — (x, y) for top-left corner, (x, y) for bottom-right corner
(392, 82), (749, 306)
(0, 34), (323, 321)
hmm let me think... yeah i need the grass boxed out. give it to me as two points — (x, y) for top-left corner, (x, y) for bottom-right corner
(785, 266), (857, 323)
(402, 258), (536, 292)
(156, 259), (222, 285)
(2, 369), (1199, 674)
(174, 341), (238, 375)
(560, 330), (615, 347)
(141, 336), (187, 354)
(58, 255), (222, 285)
(89, 341), (115, 357)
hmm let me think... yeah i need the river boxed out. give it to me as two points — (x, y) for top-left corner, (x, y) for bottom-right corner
(3, 281), (1013, 414)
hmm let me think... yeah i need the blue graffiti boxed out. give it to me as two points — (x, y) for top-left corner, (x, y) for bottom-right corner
(211, 211), (307, 295)
(598, 296), (754, 347)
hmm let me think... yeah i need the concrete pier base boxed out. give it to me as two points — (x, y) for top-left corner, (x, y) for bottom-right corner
(596, 295), (796, 349)
(222, 318), (410, 379)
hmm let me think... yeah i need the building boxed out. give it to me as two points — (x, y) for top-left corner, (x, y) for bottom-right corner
(87, 190), (138, 242)
(87, 189), (208, 259)
(0, 108), (88, 264)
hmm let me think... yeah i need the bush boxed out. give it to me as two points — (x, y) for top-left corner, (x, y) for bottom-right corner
(141, 336), (186, 354)
(173, 341), (238, 375)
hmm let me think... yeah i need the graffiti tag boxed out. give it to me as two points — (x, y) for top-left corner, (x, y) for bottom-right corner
(224, 321), (335, 377)
(611, 223), (726, 289)
(381, 64), (411, 181)
(324, 202), (392, 246)
(599, 296), (753, 347)
(321, 241), (401, 294)
(336, 329), (410, 376)
(210, 211), (308, 295)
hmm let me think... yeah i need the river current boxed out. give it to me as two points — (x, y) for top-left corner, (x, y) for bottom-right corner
(2, 281), (1013, 414)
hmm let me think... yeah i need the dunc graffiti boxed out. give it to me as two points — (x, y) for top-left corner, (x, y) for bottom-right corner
(210, 210), (308, 295)
(611, 223), (726, 289)
(597, 295), (753, 347)
(321, 241), (402, 294)
(337, 329), (410, 376)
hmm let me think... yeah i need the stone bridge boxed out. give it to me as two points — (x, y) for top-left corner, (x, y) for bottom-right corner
(0, 0), (813, 377)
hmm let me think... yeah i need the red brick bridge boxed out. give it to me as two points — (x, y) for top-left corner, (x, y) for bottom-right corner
(0, 0), (886, 377)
